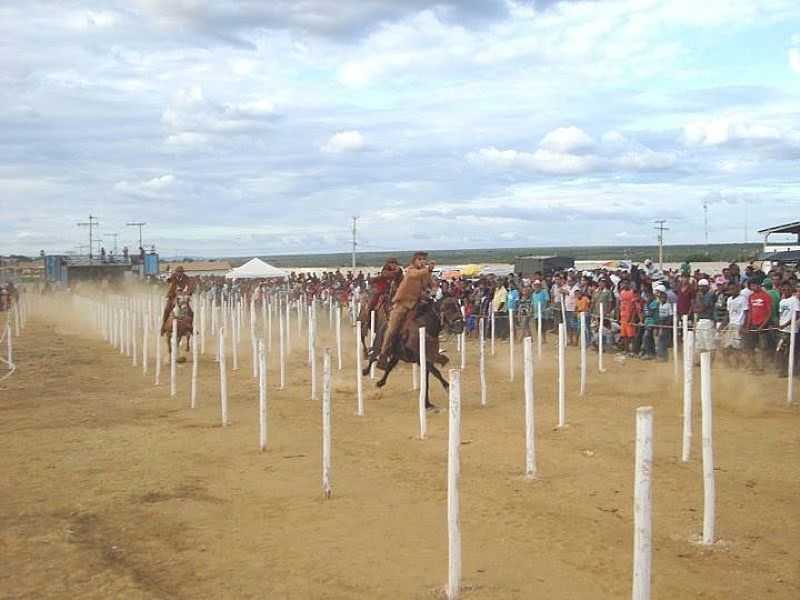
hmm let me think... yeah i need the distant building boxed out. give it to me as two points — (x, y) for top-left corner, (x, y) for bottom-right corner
(0, 257), (44, 282)
(161, 260), (232, 278)
(759, 221), (800, 255)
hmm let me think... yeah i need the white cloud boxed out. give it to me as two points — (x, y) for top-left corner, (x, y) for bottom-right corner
(539, 126), (595, 154)
(682, 116), (784, 146)
(114, 175), (176, 199)
(321, 130), (366, 153)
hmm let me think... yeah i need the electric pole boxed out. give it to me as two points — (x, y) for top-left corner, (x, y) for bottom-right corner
(702, 199), (709, 253)
(351, 216), (358, 270)
(104, 233), (119, 253)
(654, 220), (669, 270)
(126, 222), (147, 250)
(77, 215), (99, 261)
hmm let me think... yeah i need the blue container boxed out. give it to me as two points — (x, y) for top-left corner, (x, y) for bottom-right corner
(45, 255), (68, 284)
(144, 253), (160, 276)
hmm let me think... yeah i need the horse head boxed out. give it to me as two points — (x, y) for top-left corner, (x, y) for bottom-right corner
(439, 296), (465, 335)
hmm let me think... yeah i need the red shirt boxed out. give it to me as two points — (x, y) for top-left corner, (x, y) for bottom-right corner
(748, 290), (772, 327)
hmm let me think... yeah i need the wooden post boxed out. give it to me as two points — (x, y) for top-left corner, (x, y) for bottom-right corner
(219, 330), (229, 426)
(418, 326), (427, 440)
(632, 406), (654, 600)
(279, 300), (286, 390)
(700, 351), (715, 545)
(336, 306), (342, 370)
(579, 312), (587, 397)
(259, 339), (267, 450)
(537, 302), (543, 360)
(154, 322), (161, 385)
(491, 310), (496, 356)
(142, 308), (149, 375)
(356, 321), (364, 416)
(191, 323), (199, 409)
(509, 307), (515, 382)
(447, 368), (462, 600)
(558, 323), (566, 428)
(322, 349), (332, 499)
(682, 331), (694, 463)
(524, 337), (536, 478)
(170, 318), (177, 397)
(788, 311), (796, 405)
(479, 318), (486, 407)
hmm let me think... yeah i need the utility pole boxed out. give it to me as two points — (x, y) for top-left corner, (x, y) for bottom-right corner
(351, 216), (358, 270)
(104, 233), (119, 253)
(654, 220), (669, 270)
(702, 199), (709, 253)
(126, 222), (147, 250)
(77, 215), (99, 261)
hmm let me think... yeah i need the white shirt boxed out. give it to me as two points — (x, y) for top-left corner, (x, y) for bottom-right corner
(779, 296), (800, 332)
(726, 295), (748, 328)
(740, 287), (753, 301)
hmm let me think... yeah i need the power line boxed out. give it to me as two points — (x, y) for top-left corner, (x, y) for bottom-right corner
(77, 215), (99, 261)
(654, 220), (669, 270)
(126, 222), (147, 250)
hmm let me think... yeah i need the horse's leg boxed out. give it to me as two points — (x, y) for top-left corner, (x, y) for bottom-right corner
(428, 363), (450, 393)
(376, 355), (400, 388)
(424, 366), (436, 410)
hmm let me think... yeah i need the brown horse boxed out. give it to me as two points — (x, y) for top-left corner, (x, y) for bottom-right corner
(363, 296), (464, 409)
(162, 297), (194, 363)
(357, 291), (391, 359)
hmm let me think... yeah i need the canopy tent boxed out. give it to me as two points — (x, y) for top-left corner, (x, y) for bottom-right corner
(225, 258), (288, 279)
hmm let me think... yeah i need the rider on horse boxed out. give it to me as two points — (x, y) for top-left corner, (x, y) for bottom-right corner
(368, 258), (402, 314)
(377, 251), (435, 368)
(161, 266), (194, 335)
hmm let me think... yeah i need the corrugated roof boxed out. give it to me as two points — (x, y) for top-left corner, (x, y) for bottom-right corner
(161, 261), (232, 272)
(758, 221), (800, 235)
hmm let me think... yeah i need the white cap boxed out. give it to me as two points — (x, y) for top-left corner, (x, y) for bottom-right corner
(653, 284), (667, 293)
(698, 278), (709, 286)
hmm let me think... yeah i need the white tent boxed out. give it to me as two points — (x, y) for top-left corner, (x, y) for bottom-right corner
(225, 258), (289, 279)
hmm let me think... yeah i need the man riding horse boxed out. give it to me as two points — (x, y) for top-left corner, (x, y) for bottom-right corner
(161, 266), (194, 335)
(376, 251), (436, 369)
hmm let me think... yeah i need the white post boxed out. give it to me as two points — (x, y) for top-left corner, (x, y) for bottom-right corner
(447, 368), (462, 600)
(491, 310), (496, 356)
(219, 330), (229, 426)
(259, 339), (267, 450)
(460, 306), (466, 370)
(479, 318), (486, 407)
(419, 326), (427, 440)
(170, 318), (177, 397)
(508, 308), (515, 382)
(132, 311), (138, 367)
(142, 310), (149, 375)
(322, 349), (332, 499)
(788, 311), (796, 405)
(700, 351), (715, 545)
(200, 301), (206, 355)
(356, 320), (364, 416)
(191, 323), (199, 409)
(285, 298), (291, 354)
(682, 331), (694, 463)
(524, 337), (536, 478)
(250, 299), (257, 379)
(632, 406), (654, 600)
(599, 302), (606, 373)
(14, 303), (20, 337)
(672, 308), (679, 380)
(579, 312), (587, 397)
(310, 305), (317, 401)
(261, 294), (267, 353)
(558, 323), (566, 428)
(412, 362), (418, 391)
(231, 305), (239, 371)
(307, 304), (313, 366)
(369, 310), (376, 380)
(119, 308), (125, 355)
(537, 302), (543, 360)
(279, 301), (286, 390)
(6, 321), (12, 368)
(267, 297), (273, 352)
(336, 306), (342, 371)
(154, 323), (161, 385)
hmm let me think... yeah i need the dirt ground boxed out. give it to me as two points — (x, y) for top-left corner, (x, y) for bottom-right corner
(1, 301), (798, 599)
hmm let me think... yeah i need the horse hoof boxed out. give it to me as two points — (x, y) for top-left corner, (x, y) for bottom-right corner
(426, 404), (440, 413)
(376, 380), (386, 388)
(361, 368), (370, 377)
(176, 357), (187, 364)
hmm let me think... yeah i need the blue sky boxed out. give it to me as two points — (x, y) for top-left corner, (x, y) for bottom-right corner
(1, 0), (799, 257)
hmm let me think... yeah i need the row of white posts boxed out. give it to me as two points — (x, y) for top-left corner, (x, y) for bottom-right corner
(64, 291), (800, 600)
(2, 296), (27, 379)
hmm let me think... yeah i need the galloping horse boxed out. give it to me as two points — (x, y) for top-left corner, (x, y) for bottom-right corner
(363, 296), (464, 409)
(162, 295), (194, 363)
(357, 286), (394, 359)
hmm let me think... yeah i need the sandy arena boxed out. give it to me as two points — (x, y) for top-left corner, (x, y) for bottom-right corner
(1, 300), (798, 599)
